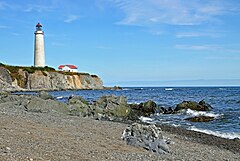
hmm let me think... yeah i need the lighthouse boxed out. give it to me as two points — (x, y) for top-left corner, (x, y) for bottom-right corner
(34, 22), (45, 67)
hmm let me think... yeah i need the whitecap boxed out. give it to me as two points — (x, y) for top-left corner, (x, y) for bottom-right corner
(185, 109), (222, 118)
(56, 96), (64, 99)
(139, 116), (154, 123)
(171, 123), (181, 127)
(188, 127), (240, 139)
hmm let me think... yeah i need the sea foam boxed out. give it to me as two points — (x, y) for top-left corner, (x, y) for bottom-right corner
(185, 109), (222, 118)
(189, 127), (240, 139)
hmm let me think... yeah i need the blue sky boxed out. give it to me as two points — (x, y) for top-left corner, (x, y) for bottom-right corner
(1, 0), (240, 86)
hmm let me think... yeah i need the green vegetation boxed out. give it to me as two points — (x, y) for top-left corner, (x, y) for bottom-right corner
(59, 71), (91, 76)
(0, 63), (55, 73)
(91, 75), (98, 78)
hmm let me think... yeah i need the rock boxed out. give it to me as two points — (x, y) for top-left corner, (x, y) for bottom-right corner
(68, 96), (92, 117)
(158, 106), (174, 114)
(68, 95), (89, 105)
(0, 67), (12, 84)
(141, 100), (157, 114)
(26, 96), (68, 113)
(38, 91), (53, 100)
(185, 116), (215, 122)
(93, 95), (131, 118)
(175, 100), (212, 112)
(122, 123), (169, 154)
(199, 100), (213, 110)
(129, 100), (157, 119)
(104, 86), (122, 90)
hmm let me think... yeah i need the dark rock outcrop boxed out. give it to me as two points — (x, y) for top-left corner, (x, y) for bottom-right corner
(122, 123), (169, 154)
(175, 100), (212, 112)
(185, 116), (215, 122)
(93, 95), (131, 118)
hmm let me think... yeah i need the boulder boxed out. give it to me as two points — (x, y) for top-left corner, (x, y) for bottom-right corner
(0, 94), (30, 110)
(129, 100), (157, 120)
(68, 95), (89, 105)
(175, 100), (212, 112)
(122, 123), (169, 154)
(67, 95), (92, 117)
(93, 95), (131, 118)
(26, 96), (68, 113)
(38, 91), (53, 100)
(158, 106), (174, 114)
(199, 100), (213, 110)
(185, 116), (215, 122)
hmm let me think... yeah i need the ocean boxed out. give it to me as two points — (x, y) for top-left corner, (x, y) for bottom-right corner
(46, 87), (239, 139)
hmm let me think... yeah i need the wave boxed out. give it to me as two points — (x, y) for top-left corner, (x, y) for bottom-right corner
(122, 88), (132, 91)
(139, 116), (154, 123)
(189, 127), (240, 139)
(56, 96), (64, 99)
(185, 109), (222, 118)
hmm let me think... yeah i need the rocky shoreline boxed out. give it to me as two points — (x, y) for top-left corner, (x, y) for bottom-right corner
(0, 92), (239, 160)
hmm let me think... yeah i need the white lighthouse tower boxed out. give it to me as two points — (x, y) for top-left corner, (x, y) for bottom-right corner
(34, 22), (45, 67)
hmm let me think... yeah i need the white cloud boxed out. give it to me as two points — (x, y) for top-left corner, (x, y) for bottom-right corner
(23, 5), (55, 13)
(96, 45), (112, 49)
(64, 14), (81, 23)
(11, 33), (21, 36)
(109, 0), (239, 26)
(175, 44), (221, 51)
(176, 32), (222, 38)
(175, 44), (240, 54)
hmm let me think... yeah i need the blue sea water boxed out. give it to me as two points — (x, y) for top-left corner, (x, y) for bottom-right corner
(47, 87), (240, 139)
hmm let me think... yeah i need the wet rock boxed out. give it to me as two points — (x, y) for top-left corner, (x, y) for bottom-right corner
(38, 91), (53, 100)
(158, 106), (175, 114)
(175, 100), (212, 112)
(199, 100), (213, 110)
(122, 123), (169, 154)
(141, 100), (157, 114)
(128, 100), (157, 120)
(185, 116), (215, 122)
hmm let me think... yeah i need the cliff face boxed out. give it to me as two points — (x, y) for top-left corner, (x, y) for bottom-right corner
(0, 67), (103, 91)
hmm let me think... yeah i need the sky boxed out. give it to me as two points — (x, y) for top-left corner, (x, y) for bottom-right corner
(1, 0), (240, 86)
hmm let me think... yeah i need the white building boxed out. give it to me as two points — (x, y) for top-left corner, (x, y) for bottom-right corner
(58, 65), (78, 72)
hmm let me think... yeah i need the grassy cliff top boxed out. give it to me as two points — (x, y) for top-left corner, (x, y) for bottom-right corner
(0, 63), (55, 74)
(0, 63), (97, 77)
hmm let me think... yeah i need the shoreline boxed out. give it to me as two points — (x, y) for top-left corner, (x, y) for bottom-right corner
(111, 118), (240, 154)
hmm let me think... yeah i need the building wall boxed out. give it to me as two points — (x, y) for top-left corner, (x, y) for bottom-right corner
(34, 30), (45, 67)
(60, 66), (78, 72)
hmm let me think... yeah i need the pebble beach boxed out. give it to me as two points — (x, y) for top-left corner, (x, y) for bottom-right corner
(0, 97), (239, 161)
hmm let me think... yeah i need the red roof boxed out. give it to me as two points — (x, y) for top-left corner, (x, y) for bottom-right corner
(58, 65), (78, 69)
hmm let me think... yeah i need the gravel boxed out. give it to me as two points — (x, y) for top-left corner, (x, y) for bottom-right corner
(0, 99), (239, 161)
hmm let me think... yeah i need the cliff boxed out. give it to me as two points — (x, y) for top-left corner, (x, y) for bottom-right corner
(0, 65), (103, 91)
